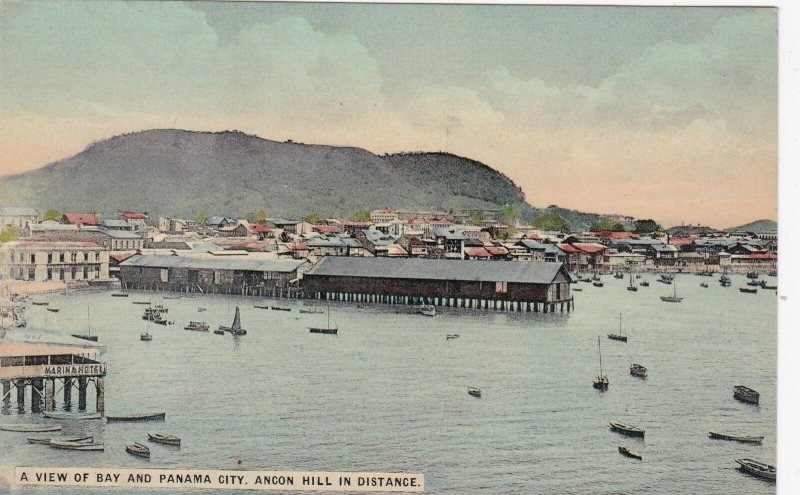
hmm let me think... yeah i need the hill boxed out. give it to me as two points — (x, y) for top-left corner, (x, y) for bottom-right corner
(726, 219), (777, 233)
(0, 129), (605, 229)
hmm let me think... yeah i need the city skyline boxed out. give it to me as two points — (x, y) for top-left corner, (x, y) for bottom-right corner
(0, 2), (777, 228)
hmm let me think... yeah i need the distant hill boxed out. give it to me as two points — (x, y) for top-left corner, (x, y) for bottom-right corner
(726, 219), (777, 233)
(0, 129), (607, 229)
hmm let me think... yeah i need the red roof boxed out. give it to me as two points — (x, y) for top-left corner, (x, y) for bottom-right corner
(120, 211), (146, 220)
(313, 225), (342, 234)
(669, 236), (698, 246)
(464, 247), (491, 258)
(485, 246), (509, 255)
(571, 243), (606, 254)
(287, 243), (308, 251)
(741, 252), (777, 260)
(341, 221), (372, 228)
(248, 224), (272, 233)
(16, 241), (102, 249)
(431, 219), (453, 225)
(558, 244), (581, 254)
(592, 231), (638, 240)
(62, 213), (99, 226)
(110, 251), (136, 262)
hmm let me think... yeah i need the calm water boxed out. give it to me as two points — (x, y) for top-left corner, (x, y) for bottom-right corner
(1, 273), (777, 494)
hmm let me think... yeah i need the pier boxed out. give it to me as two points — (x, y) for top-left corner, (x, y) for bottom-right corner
(0, 341), (106, 415)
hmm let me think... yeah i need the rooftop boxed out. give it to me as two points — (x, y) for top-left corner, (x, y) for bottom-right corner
(121, 254), (307, 272)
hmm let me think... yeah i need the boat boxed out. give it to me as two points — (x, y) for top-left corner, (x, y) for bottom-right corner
(31, 301), (49, 306)
(111, 291), (129, 297)
(219, 306), (247, 336)
(197, 307), (207, 312)
(614, 272), (624, 279)
(309, 303), (337, 335)
(468, 387), (482, 398)
(592, 272), (601, 281)
(71, 333), (98, 342)
(660, 283), (683, 303)
(746, 271), (759, 279)
(739, 288), (758, 294)
(152, 317), (170, 326)
(760, 281), (777, 290)
(592, 281), (604, 288)
(76, 306), (97, 343)
(253, 304), (270, 309)
(140, 332), (152, 341)
(27, 435), (93, 445)
(572, 287), (583, 292)
(415, 304), (436, 317)
(213, 328), (226, 335)
(607, 313), (628, 342)
(767, 270), (777, 277)
(700, 282), (708, 288)
(299, 308), (324, 314)
(105, 412), (166, 422)
(593, 336), (609, 390)
(148, 432), (181, 446)
(0, 424), (61, 432)
(746, 279), (762, 287)
(446, 334), (460, 340)
(271, 306), (291, 312)
(639, 280), (649, 287)
(618, 445), (642, 460)
(733, 385), (760, 405)
(626, 272), (638, 291)
(708, 431), (764, 443)
(184, 321), (209, 332)
(734, 458), (775, 482)
(126, 442), (151, 458)
(630, 363), (648, 378)
(43, 411), (101, 420)
(133, 300), (151, 305)
(49, 440), (104, 451)
(46, 307), (60, 313)
(609, 421), (645, 437)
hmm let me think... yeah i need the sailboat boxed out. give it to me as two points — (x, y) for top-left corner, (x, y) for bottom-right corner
(719, 268), (732, 287)
(140, 318), (152, 341)
(660, 282), (683, 303)
(593, 336), (609, 390)
(72, 307), (98, 342)
(608, 313), (628, 342)
(219, 306), (247, 336)
(627, 272), (638, 292)
(309, 303), (338, 335)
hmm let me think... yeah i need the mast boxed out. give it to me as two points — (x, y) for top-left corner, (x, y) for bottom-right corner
(597, 336), (603, 376)
(619, 313), (623, 335)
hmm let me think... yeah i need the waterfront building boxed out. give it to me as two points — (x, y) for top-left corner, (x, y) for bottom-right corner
(648, 243), (680, 267)
(62, 213), (100, 227)
(118, 254), (309, 294)
(0, 241), (110, 282)
(302, 257), (574, 312)
(430, 227), (466, 259)
(304, 236), (348, 257)
(0, 206), (39, 231)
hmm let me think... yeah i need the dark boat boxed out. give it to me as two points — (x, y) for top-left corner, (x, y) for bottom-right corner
(734, 458), (775, 482)
(630, 363), (648, 378)
(415, 304), (436, 316)
(626, 273), (637, 291)
(71, 333), (98, 342)
(608, 313), (628, 342)
(31, 301), (49, 306)
(618, 445), (642, 460)
(43, 411), (101, 420)
(739, 288), (758, 294)
(140, 332), (152, 341)
(572, 287), (583, 291)
(133, 300), (151, 305)
(106, 412), (166, 422)
(700, 282), (708, 288)
(614, 272), (624, 279)
(593, 336), (609, 390)
(148, 432), (181, 446)
(309, 303), (338, 335)
(126, 442), (150, 458)
(592, 281), (604, 287)
(660, 283), (683, 303)
(746, 271), (759, 279)
(46, 307), (60, 313)
(253, 304), (270, 309)
(468, 387), (482, 398)
(28, 435), (93, 445)
(639, 280), (649, 287)
(760, 281), (777, 290)
(733, 385), (760, 405)
(610, 421), (645, 437)
(111, 292), (129, 297)
(184, 321), (209, 331)
(446, 334), (460, 340)
(271, 306), (291, 311)
(219, 306), (247, 336)
(213, 328), (226, 335)
(746, 279), (762, 287)
(708, 431), (764, 443)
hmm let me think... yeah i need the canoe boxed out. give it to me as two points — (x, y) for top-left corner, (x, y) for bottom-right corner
(739, 288), (758, 294)
(0, 424), (61, 433)
(734, 385), (760, 405)
(28, 435), (93, 445)
(735, 458), (775, 482)
(148, 432), (181, 446)
(446, 334), (460, 340)
(709, 431), (764, 443)
(106, 412), (165, 423)
(49, 440), (104, 451)
(271, 306), (291, 311)
(126, 442), (151, 458)
(610, 421), (645, 437)
(630, 364), (648, 378)
(253, 305), (270, 309)
(71, 334), (98, 342)
(43, 411), (101, 420)
(618, 445), (642, 460)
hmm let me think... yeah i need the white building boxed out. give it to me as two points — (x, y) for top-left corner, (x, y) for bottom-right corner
(0, 241), (110, 282)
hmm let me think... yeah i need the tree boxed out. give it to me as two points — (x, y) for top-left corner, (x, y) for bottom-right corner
(351, 211), (372, 222)
(42, 208), (61, 221)
(0, 224), (21, 242)
(471, 211), (488, 224)
(497, 226), (518, 240)
(195, 212), (208, 225)
(249, 208), (267, 225)
(593, 218), (625, 232)
(532, 213), (565, 231)
(634, 219), (662, 234)
(501, 205), (520, 225)
(303, 213), (321, 224)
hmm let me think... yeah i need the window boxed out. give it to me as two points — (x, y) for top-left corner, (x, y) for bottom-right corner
(83, 267), (88, 279)
(495, 281), (508, 293)
(47, 253), (52, 263)
(47, 268), (52, 280)
(71, 267), (77, 279)
(59, 268), (64, 280)
(59, 253), (65, 263)
(160, 268), (169, 283)
(28, 267), (35, 280)
(71, 252), (77, 262)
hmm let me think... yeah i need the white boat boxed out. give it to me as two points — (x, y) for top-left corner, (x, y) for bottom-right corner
(27, 435), (93, 445)
(735, 458), (775, 482)
(0, 424), (62, 432)
(43, 411), (101, 420)
(50, 440), (104, 451)
(415, 304), (436, 317)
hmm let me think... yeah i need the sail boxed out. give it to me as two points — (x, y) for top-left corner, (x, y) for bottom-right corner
(231, 306), (241, 331)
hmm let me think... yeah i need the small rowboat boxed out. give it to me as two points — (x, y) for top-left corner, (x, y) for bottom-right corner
(126, 442), (150, 458)
(46, 307), (60, 313)
(739, 288), (758, 294)
(148, 432), (181, 446)
(184, 321), (209, 332)
(28, 435), (93, 445)
(610, 421), (645, 437)
(630, 364), (648, 378)
(133, 300), (151, 305)
(253, 305), (270, 309)
(618, 445), (642, 460)
(271, 306), (291, 311)
(106, 412), (165, 423)
(608, 333), (627, 342)
(299, 309), (324, 314)
(468, 387), (482, 398)
(0, 424), (61, 433)
(709, 431), (764, 443)
(735, 458), (775, 482)
(140, 332), (152, 341)
(31, 301), (49, 306)
(446, 334), (460, 340)
(734, 385), (760, 405)
(50, 440), (104, 451)
(43, 411), (101, 420)
(111, 292), (129, 297)
(592, 281), (604, 287)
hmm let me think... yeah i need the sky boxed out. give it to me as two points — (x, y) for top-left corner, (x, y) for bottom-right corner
(0, 2), (778, 229)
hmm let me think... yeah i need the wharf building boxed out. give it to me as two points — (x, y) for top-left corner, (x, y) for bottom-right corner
(302, 257), (574, 313)
(0, 241), (110, 282)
